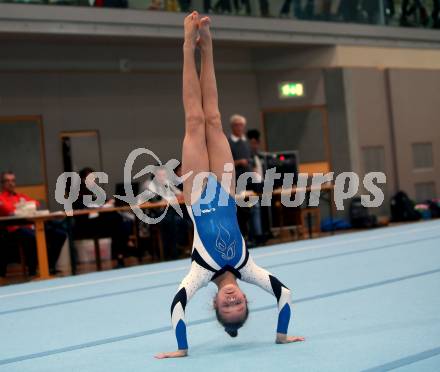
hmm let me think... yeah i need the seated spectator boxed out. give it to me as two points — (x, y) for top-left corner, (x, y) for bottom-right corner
(233, 0), (251, 15)
(384, 0), (396, 24)
(338, 0), (360, 22)
(142, 166), (190, 260)
(362, 0), (380, 24)
(259, 0), (269, 17)
(94, 0), (128, 7)
(178, 0), (191, 12)
(72, 167), (131, 269)
(148, 0), (163, 10)
(321, 0), (333, 21)
(0, 171), (65, 277)
(400, 0), (429, 27)
(280, 0), (308, 19)
(214, 0), (232, 13)
(204, 0), (212, 12)
(165, 0), (179, 11)
(434, 0), (440, 28)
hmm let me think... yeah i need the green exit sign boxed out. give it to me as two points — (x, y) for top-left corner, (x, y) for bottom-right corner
(278, 82), (305, 99)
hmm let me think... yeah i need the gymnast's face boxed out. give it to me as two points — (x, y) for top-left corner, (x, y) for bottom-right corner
(214, 284), (247, 322)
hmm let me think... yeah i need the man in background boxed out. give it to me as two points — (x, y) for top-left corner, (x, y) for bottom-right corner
(247, 129), (268, 245)
(0, 171), (65, 277)
(228, 115), (266, 246)
(228, 114), (253, 183)
(228, 114), (252, 239)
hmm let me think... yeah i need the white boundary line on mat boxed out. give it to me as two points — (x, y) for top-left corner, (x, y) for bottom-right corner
(0, 222), (439, 299)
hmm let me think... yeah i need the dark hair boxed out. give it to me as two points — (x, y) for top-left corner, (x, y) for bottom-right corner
(79, 167), (95, 181)
(215, 303), (249, 338)
(78, 167), (95, 196)
(247, 129), (260, 142)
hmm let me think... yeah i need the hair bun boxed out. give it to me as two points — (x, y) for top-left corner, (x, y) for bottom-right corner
(225, 328), (238, 338)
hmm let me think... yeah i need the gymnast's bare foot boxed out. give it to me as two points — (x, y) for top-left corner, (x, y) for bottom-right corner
(197, 16), (212, 51)
(184, 11), (199, 50)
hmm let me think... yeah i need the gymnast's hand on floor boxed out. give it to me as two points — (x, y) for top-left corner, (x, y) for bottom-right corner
(154, 350), (188, 359)
(275, 333), (305, 344)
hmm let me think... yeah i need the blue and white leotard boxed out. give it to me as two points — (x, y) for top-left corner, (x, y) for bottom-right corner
(170, 175), (292, 350)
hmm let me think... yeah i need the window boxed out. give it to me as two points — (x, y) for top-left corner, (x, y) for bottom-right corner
(363, 146), (385, 173)
(412, 143), (433, 170)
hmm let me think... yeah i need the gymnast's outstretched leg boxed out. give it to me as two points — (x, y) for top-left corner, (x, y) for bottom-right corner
(181, 12), (210, 204)
(198, 17), (236, 195)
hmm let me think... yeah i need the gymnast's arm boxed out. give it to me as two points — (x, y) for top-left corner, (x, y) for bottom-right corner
(239, 257), (305, 344)
(155, 262), (213, 359)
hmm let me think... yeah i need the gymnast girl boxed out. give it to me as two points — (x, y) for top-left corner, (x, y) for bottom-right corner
(155, 12), (305, 359)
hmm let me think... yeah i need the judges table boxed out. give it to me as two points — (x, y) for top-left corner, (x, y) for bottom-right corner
(0, 183), (334, 281)
(0, 200), (170, 281)
(0, 212), (66, 280)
